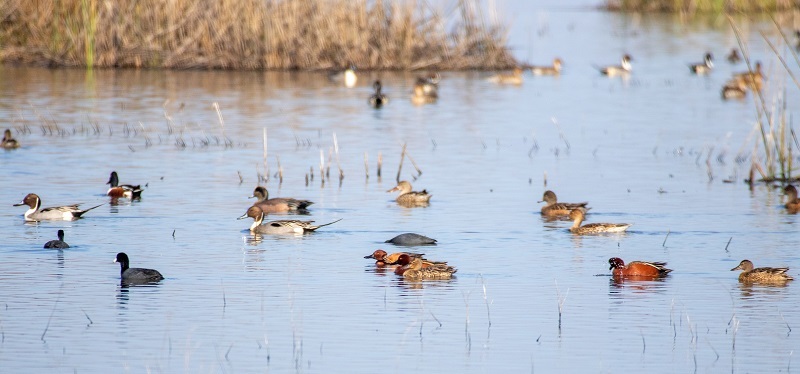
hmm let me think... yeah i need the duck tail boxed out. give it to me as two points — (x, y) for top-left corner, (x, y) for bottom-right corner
(314, 218), (342, 229)
(75, 202), (107, 217)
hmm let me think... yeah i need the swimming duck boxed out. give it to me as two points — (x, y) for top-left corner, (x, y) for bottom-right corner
(488, 68), (524, 85)
(238, 206), (340, 234)
(14, 193), (104, 221)
(385, 233), (437, 246)
(569, 209), (631, 234)
(538, 190), (589, 217)
(733, 61), (764, 90)
(599, 54), (632, 76)
(44, 230), (70, 249)
(530, 58), (562, 76)
(731, 259), (793, 284)
(689, 53), (714, 74)
(250, 186), (313, 213)
(784, 185), (800, 213)
(387, 181), (431, 206)
(400, 257), (456, 280)
(2, 129), (20, 149)
(115, 252), (164, 284)
(721, 79), (747, 100)
(106, 171), (143, 199)
(364, 249), (425, 266)
(369, 80), (388, 108)
(727, 49), (741, 63)
(608, 257), (671, 277)
(411, 74), (439, 105)
(328, 66), (357, 88)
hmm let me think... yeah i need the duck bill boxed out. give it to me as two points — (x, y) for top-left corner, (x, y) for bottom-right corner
(363, 254), (375, 259)
(237, 212), (249, 220)
(13, 201), (25, 206)
(730, 265), (742, 271)
(248, 195), (256, 199)
(387, 186), (400, 193)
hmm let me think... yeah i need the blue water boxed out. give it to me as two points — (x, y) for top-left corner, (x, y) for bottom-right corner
(1, 4), (800, 373)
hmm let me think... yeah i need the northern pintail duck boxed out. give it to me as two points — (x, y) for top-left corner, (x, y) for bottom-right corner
(385, 233), (437, 246)
(369, 80), (388, 108)
(721, 79), (747, 100)
(785, 185), (800, 213)
(731, 259), (793, 284)
(530, 58), (562, 76)
(689, 53), (713, 74)
(238, 206), (340, 234)
(609, 257), (671, 278)
(364, 249), (425, 266)
(539, 190), (590, 217)
(328, 66), (357, 88)
(387, 181), (431, 206)
(2, 129), (20, 149)
(411, 74), (439, 105)
(106, 171), (143, 199)
(488, 68), (524, 85)
(250, 186), (313, 213)
(598, 54), (632, 76)
(733, 61), (764, 90)
(399, 257), (456, 280)
(727, 49), (741, 63)
(14, 193), (104, 221)
(44, 230), (70, 249)
(115, 252), (164, 284)
(569, 209), (631, 234)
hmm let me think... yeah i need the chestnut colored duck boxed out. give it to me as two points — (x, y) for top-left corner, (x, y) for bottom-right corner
(609, 257), (671, 277)
(388, 181), (431, 206)
(250, 186), (313, 213)
(364, 249), (425, 266)
(569, 209), (631, 234)
(106, 171), (143, 199)
(393, 253), (450, 275)
(731, 260), (793, 284)
(784, 185), (800, 213)
(538, 190), (589, 217)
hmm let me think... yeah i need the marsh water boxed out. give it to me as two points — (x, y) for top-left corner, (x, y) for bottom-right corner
(2, 3), (800, 373)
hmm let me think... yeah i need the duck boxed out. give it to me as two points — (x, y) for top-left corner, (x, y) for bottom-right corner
(385, 233), (437, 246)
(114, 252), (164, 284)
(238, 206), (340, 234)
(44, 230), (70, 249)
(411, 74), (439, 105)
(487, 67), (524, 85)
(364, 249), (425, 266)
(721, 79), (747, 100)
(530, 58), (563, 76)
(399, 257), (456, 280)
(106, 171), (143, 199)
(328, 66), (357, 88)
(2, 129), (20, 149)
(733, 61), (764, 90)
(689, 53), (714, 74)
(250, 186), (313, 213)
(598, 54), (632, 76)
(568, 209), (631, 234)
(14, 193), (104, 221)
(369, 80), (388, 108)
(608, 257), (671, 277)
(785, 185), (800, 213)
(731, 259), (793, 284)
(387, 181), (431, 206)
(727, 49), (741, 63)
(538, 190), (590, 217)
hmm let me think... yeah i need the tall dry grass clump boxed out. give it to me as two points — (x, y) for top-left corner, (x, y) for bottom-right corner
(605, 0), (798, 13)
(0, 0), (516, 70)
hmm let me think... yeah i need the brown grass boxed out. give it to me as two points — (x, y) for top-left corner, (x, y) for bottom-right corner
(0, 0), (517, 70)
(605, 0), (799, 13)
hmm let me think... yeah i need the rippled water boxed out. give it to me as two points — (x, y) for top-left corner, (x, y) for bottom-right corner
(2, 5), (800, 373)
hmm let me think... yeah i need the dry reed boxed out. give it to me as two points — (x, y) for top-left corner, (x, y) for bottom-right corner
(0, 0), (516, 70)
(605, 0), (799, 13)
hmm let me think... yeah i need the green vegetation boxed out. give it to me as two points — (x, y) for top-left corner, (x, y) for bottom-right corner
(606, 0), (798, 13)
(0, 0), (516, 70)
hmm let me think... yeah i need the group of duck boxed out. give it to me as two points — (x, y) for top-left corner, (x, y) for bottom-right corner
(539, 189), (796, 284)
(327, 66), (439, 108)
